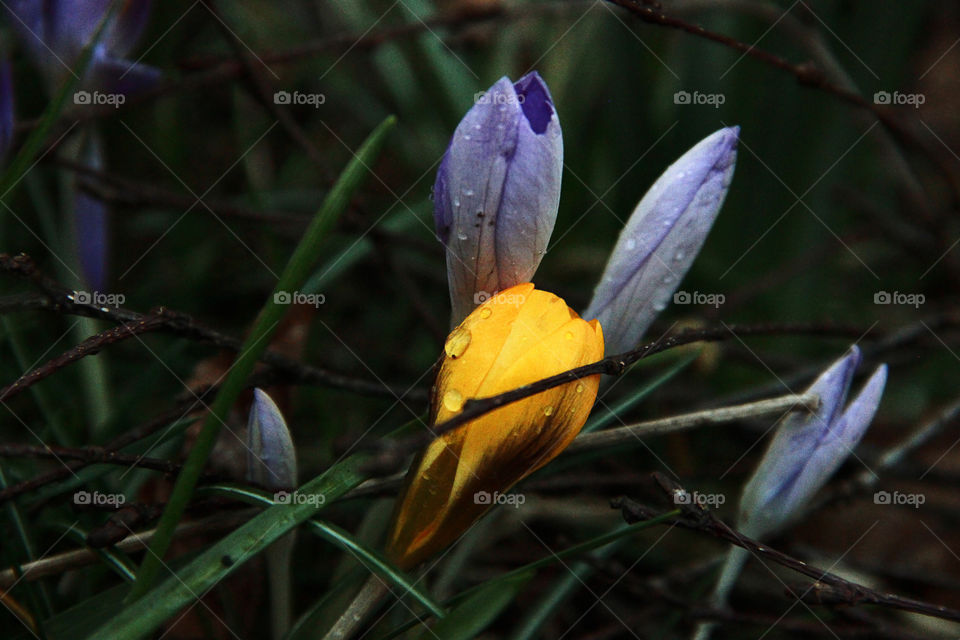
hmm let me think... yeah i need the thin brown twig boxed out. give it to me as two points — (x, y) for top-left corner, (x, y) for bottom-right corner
(613, 474), (960, 624)
(364, 322), (869, 473)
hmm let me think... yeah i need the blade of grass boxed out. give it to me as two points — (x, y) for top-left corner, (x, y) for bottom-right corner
(126, 115), (397, 601)
(201, 484), (446, 619)
(421, 572), (530, 640)
(88, 452), (370, 640)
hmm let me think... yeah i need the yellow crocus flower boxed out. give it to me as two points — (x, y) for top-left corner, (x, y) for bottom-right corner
(386, 283), (604, 569)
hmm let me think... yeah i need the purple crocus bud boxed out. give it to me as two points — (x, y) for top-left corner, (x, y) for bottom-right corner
(246, 389), (297, 490)
(4, 0), (159, 95)
(0, 56), (13, 161)
(434, 71), (562, 325)
(738, 346), (887, 540)
(583, 128), (739, 355)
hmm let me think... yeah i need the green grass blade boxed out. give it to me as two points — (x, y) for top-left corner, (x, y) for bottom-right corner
(421, 572), (530, 640)
(88, 452), (370, 639)
(126, 115), (396, 601)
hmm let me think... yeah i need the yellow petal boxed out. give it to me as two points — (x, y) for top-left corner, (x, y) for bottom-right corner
(385, 284), (604, 569)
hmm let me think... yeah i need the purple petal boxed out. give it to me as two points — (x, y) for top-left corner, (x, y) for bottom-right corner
(74, 134), (109, 290)
(739, 348), (886, 539)
(0, 57), (13, 161)
(246, 389), (297, 490)
(104, 1), (153, 59)
(584, 127), (739, 355)
(74, 191), (108, 290)
(435, 72), (562, 324)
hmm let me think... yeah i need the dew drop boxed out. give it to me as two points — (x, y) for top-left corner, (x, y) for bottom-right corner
(464, 189), (475, 196)
(625, 238), (637, 250)
(456, 231), (468, 241)
(565, 331), (574, 340)
(464, 134), (472, 141)
(677, 171), (686, 179)
(576, 383), (585, 394)
(480, 307), (492, 319)
(474, 124), (482, 131)
(674, 250), (686, 261)
(444, 326), (472, 358)
(443, 389), (465, 412)
(662, 275), (674, 284)
(543, 406), (554, 416)
(653, 300), (667, 312)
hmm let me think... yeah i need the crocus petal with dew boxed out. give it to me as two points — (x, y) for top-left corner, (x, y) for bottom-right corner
(738, 346), (887, 540)
(434, 72), (562, 325)
(386, 283), (603, 568)
(246, 388), (297, 490)
(584, 127), (739, 355)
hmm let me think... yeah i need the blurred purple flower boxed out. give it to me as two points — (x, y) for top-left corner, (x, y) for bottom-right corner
(583, 127), (739, 355)
(246, 389), (297, 490)
(4, 0), (160, 94)
(739, 346), (887, 539)
(434, 71), (562, 325)
(74, 134), (108, 290)
(0, 56), (13, 161)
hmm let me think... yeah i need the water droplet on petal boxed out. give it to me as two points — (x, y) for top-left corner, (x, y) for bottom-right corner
(653, 300), (667, 312)
(625, 238), (637, 251)
(674, 250), (686, 261)
(565, 331), (574, 340)
(480, 308), (492, 319)
(464, 134), (472, 141)
(677, 171), (686, 179)
(575, 382), (585, 394)
(662, 275), (674, 284)
(543, 406), (554, 416)
(443, 389), (465, 412)
(474, 124), (481, 131)
(456, 231), (468, 241)
(444, 326), (472, 358)
(464, 189), (475, 196)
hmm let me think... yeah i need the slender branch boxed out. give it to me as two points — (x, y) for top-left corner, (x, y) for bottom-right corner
(613, 476), (960, 623)
(364, 322), (866, 473)
(0, 253), (424, 400)
(565, 392), (818, 455)
(0, 509), (256, 588)
(0, 443), (186, 476)
(602, 0), (960, 205)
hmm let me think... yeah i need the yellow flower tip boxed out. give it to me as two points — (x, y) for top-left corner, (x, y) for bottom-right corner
(385, 284), (604, 569)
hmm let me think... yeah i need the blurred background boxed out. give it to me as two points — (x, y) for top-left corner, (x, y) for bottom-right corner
(2, 0), (960, 638)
